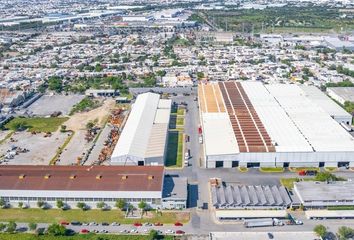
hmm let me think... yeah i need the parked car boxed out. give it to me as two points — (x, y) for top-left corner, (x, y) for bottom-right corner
(174, 222), (183, 226)
(133, 222), (142, 227)
(80, 229), (89, 234)
(70, 221), (81, 226)
(144, 222), (152, 226)
(165, 229), (175, 234)
(111, 222), (120, 226)
(101, 222), (109, 226)
(176, 230), (185, 234)
(60, 221), (69, 225)
(154, 222), (163, 226)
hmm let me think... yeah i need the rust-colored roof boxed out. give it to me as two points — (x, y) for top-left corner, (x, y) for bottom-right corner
(219, 81), (275, 153)
(0, 165), (164, 192)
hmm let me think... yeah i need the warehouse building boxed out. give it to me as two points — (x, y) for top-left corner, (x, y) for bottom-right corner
(299, 85), (352, 125)
(209, 232), (318, 240)
(162, 176), (188, 209)
(0, 165), (186, 210)
(294, 181), (354, 209)
(198, 81), (354, 168)
(111, 92), (171, 166)
(211, 184), (292, 209)
(326, 87), (354, 106)
(0, 165), (164, 209)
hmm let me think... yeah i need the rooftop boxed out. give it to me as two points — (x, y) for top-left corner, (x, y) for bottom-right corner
(294, 181), (354, 202)
(111, 92), (171, 163)
(162, 176), (188, 200)
(327, 87), (354, 102)
(0, 165), (164, 192)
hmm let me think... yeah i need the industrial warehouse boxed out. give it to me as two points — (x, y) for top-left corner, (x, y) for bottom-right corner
(294, 181), (354, 209)
(0, 165), (187, 210)
(198, 81), (354, 168)
(110, 92), (171, 166)
(211, 184), (292, 210)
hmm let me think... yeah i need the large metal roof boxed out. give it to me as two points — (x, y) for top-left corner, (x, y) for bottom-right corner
(266, 84), (354, 152)
(111, 93), (171, 162)
(299, 85), (351, 119)
(294, 181), (354, 203)
(242, 82), (313, 152)
(202, 112), (239, 156)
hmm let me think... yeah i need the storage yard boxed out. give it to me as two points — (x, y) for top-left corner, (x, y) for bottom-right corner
(199, 81), (354, 168)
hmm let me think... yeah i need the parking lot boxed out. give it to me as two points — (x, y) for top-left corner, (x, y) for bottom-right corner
(26, 94), (85, 116)
(0, 131), (68, 165)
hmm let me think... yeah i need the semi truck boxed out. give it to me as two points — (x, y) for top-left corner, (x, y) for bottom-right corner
(243, 218), (284, 228)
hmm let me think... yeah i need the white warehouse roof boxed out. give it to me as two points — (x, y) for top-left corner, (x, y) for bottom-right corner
(299, 85), (352, 120)
(266, 84), (354, 152)
(242, 82), (313, 152)
(202, 112), (239, 156)
(111, 93), (171, 164)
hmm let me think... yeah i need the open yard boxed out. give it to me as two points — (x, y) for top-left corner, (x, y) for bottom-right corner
(0, 131), (68, 165)
(5, 117), (68, 133)
(27, 94), (84, 116)
(0, 208), (190, 224)
(165, 131), (183, 168)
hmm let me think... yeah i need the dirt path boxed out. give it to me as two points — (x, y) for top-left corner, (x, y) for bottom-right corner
(65, 99), (115, 131)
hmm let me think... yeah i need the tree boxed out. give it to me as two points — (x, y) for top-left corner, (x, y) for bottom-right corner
(337, 226), (354, 240)
(6, 221), (17, 233)
(86, 121), (95, 130)
(115, 199), (126, 210)
(0, 199), (6, 208)
(60, 125), (67, 133)
(148, 229), (159, 240)
(48, 76), (63, 93)
(12, 120), (28, 131)
(28, 222), (37, 231)
(96, 201), (106, 210)
(138, 201), (147, 213)
(314, 224), (327, 238)
(315, 172), (343, 182)
(76, 202), (87, 210)
(95, 63), (103, 72)
(197, 72), (204, 80)
(0, 223), (6, 231)
(37, 201), (45, 208)
(47, 223), (66, 236)
(56, 200), (64, 209)
(18, 202), (23, 208)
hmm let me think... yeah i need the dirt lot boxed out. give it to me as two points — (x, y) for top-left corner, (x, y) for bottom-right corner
(65, 99), (115, 131)
(57, 99), (116, 165)
(0, 131), (68, 165)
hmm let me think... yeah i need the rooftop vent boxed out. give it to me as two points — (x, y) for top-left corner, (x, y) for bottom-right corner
(148, 175), (154, 180)
(96, 175), (102, 180)
(19, 174), (25, 179)
(69, 174), (76, 179)
(121, 175), (128, 180)
(44, 174), (51, 179)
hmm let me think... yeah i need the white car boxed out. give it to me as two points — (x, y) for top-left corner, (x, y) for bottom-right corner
(111, 222), (120, 226)
(165, 229), (175, 234)
(130, 229), (138, 233)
